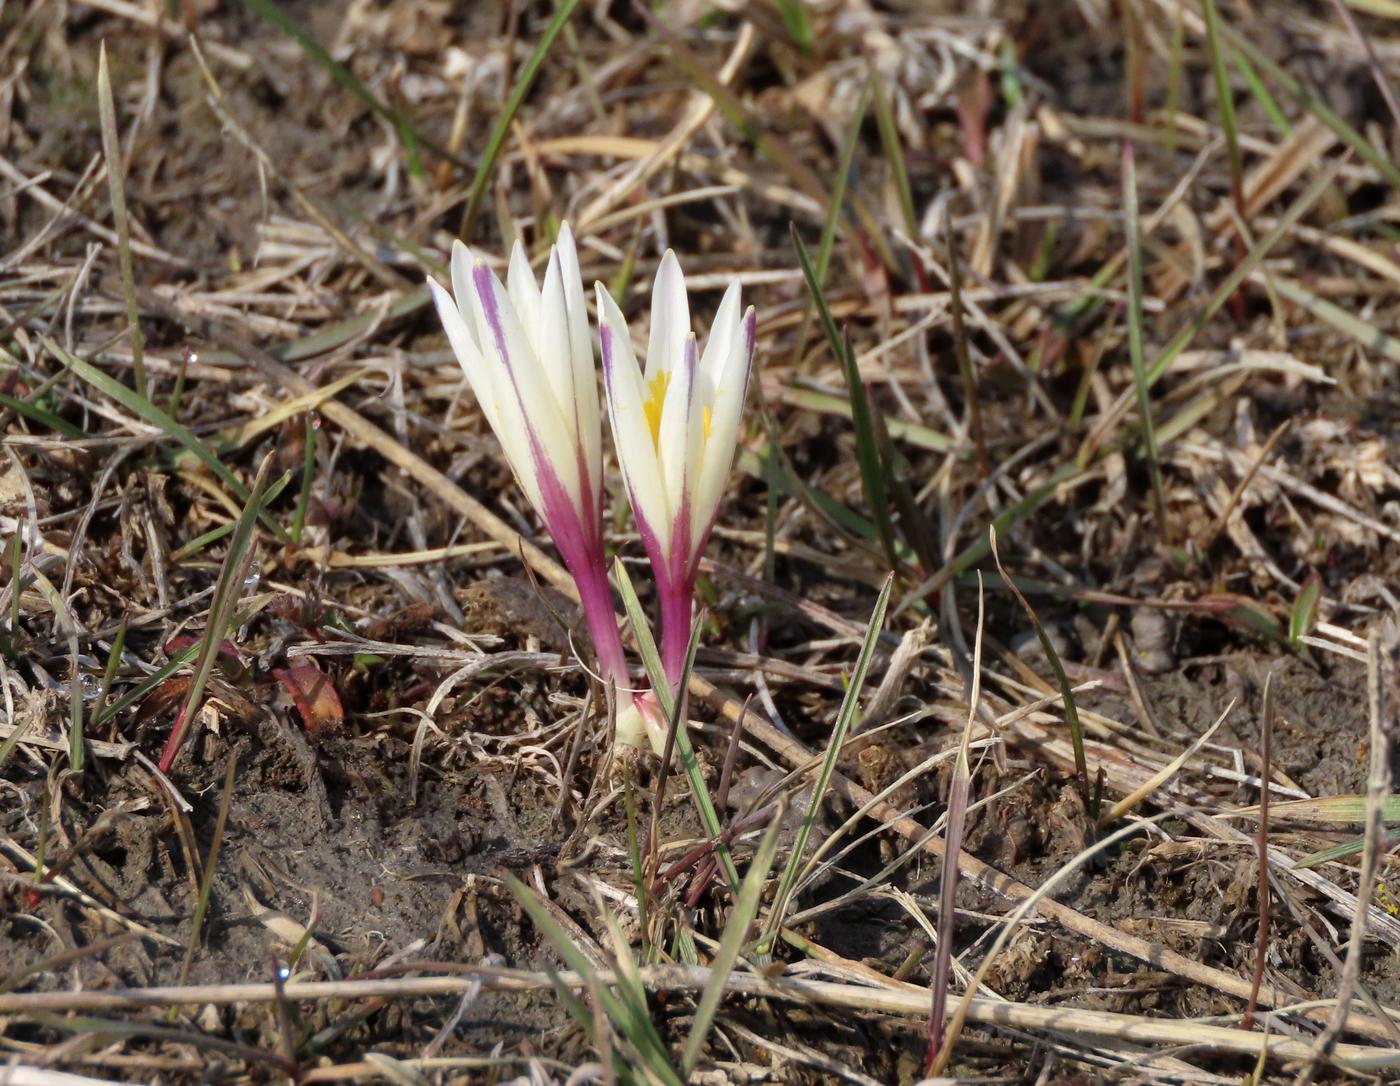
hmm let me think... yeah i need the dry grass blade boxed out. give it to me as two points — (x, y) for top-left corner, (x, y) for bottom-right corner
(1295, 632), (1396, 1081)
(945, 216), (988, 476)
(96, 42), (146, 400)
(10, 962), (1387, 1070)
(927, 575), (982, 1069)
(1245, 670), (1275, 1030)
(15, 7), (1400, 1077)
(178, 752), (238, 984)
(1121, 141), (1167, 538)
(1099, 699), (1232, 826)
(989, 527), (1091, 810)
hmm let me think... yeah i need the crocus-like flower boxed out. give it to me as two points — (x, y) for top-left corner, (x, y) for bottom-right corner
(596, 252), (757, 686)
(427, 224), (629, 690)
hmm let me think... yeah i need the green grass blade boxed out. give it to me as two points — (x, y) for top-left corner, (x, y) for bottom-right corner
(1222, 22), (1400, 190)
(45, 337), (289, 544)
(291, 413), (317, 546)
(238, 0), (464, 174)
(614, 560), (740, 894)
(871, 69), (917, 236)
(94, 641), (200, 727)
(1288, 574), (1322, 648)
(622, 760), (649, 960)
(1240, 794), (1400, 824)
(1122, 143), (1168, 537)
(506, 876), (682, 1086)
(1075, 159), (1342, 469)
(178, 753), (237, 983)
(0, 718), (29, 772)
(778, 388), (953, 452)
(775, 0), (813, 52)
(1231, 47), (1291, 137)
(0, 391), (86, 438)
(159, 459), (274, 771)
(1293, 839), (1364, 870)
(816, 81), (868, 289)
(614, 557), (669, 717)
(683, 814), (783, 1074)
(461, 0), (582, 238)
(765, 574), (893, 945)
(172, 473), (292, 563)
(97, 615), (128, 710)
(895, 461), (1081, 616)
(279, 286), (430, 363)
(791, 226), (899, 570)
(1201, 0), (1245, 222)
(1268, 275), (1400, 362)
(597, 907), (676, 1078)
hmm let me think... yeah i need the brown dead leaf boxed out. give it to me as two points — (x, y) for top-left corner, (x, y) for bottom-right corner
(273, 665), (345, 735)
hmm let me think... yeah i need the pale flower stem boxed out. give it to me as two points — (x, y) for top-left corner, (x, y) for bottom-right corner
(569, 554), (631, 691)
(659, 580), (693, 688)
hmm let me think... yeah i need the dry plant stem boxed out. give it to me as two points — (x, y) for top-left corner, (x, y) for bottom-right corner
(1201, 419), (1290, 552)
(1244, 670), (1275, 1030)
(4, 967), (1396, 1072)
(143, 296), (1328, 1027)
(927, 575), (983, 1069)
(1294, 633), (1395, 1083)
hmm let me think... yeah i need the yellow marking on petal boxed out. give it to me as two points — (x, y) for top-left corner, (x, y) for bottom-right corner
(702, 405), (712, 441)
(643, 371), (670, 447)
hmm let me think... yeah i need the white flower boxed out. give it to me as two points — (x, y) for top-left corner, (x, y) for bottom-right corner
(596, 252), (756, 679)
(428, 224), (627, 686)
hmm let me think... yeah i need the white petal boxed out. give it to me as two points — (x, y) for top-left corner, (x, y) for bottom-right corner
(555, 223), (601, 498)
(658, 331), (701, 530)
(645, 250), (689, 383)
(429, 276), (489, 411)
(597, 283), (671, 556)
(432, 275), (539, 511)
(467, 259), (581, 512)
(507, 240), (543, 358)
(699, 281), (742, 389)
(692, 306), (756, 554)
(538, 249), (581, 439)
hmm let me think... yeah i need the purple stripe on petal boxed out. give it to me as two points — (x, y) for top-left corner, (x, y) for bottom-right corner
(473, 261), (586, 536)
(631, 486), (669, 585)
(682, 333), (698, 398)
(600, 322), (618, 381)
(473, 263), (512, 363)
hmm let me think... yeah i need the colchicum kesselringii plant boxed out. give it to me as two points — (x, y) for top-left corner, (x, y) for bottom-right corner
(597, 253), (756, 686)
(429, 226), (754, 751)
(427, 223), (630, 694)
